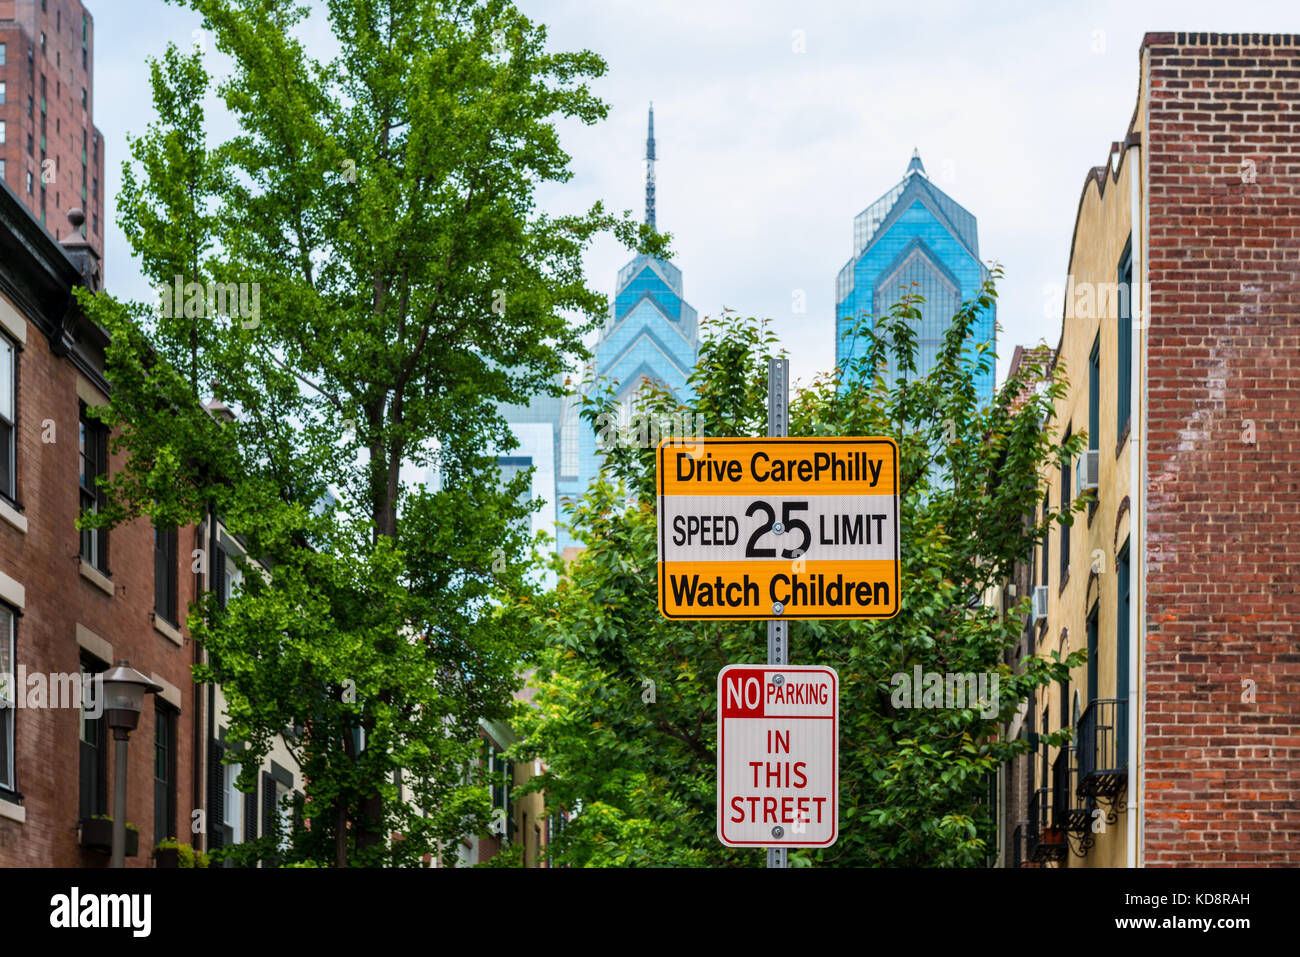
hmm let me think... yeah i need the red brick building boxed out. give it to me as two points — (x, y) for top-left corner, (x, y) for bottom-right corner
(0, 183), (198, 866)
(1003, 32), (1300, 869)
(0, 0), (105, 263)
(1141, 31), (1300, 866)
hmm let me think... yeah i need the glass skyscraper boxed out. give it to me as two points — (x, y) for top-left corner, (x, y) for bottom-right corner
(835, 150), (995, 399)
(554, 104), (699, 553)
(498, 105), (700, 558)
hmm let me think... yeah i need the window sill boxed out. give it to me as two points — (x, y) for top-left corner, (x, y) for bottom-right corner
(0, 498), (26, 534)
(152, 613), (183, 646)
(79, 560), (114, 597)
(0, 795), (26, 824)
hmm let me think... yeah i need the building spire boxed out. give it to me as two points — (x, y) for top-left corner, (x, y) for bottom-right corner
(645, 102), (657, 230)
(906, 147), (926, 177)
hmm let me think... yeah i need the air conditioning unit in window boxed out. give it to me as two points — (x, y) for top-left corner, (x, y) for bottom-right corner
(1032, 585), (1049, 623)
(1075, 449), (1099, 495)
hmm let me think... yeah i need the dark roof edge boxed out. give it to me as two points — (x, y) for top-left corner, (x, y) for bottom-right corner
(0, 180), (111, 395)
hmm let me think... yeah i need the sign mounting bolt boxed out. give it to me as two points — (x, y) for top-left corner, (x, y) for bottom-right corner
(772, 602), (784, 615)
(772, 522), (785, 535)
(772, 674), (784, 686)
(771, 826), (784, 839)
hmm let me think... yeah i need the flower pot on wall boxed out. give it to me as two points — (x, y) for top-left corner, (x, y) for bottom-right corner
(79, 818), (139, 857)
(155, 846), (180, 868)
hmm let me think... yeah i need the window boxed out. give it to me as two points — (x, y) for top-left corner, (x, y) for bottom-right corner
(488, 743), (513, 844)
(1117, 237), (1134, 440)
(79, 656), (108, 819)
(215, 547), (243, 610)
(0, 121), (5, 145)
(0, 159), (5, 184)
(154, 523), (178, 625)
(79, 403), (109, 571)
(223, 760), (242, 841)
(1088, 335), (1100, 454)
(1059, 429), (1071, 585)
(0, 333), (14, 501)
(0, 83), (6, 105)
(1058, 663), (1069, 731)
(81, 88), (86, 109)
(0, 604), (15, 792)
(1039, 494), (1049, 590)
(276, 782), (292, 852)
(153, 703), (177, 845)
(1086, 605), (1099, 704)
(25, 171), (32, 195)
(39, 33), (45, 54)
(1116, 541), (1131, 768)
(559, 399), (579, 478)
(0, 43), (6, 66)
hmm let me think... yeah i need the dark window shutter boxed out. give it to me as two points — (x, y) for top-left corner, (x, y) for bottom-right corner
(154, 525), (167, 619)
(207, 741), (224, 849)
(262, 773), (279, 866)
(96, 423), (109, 571)
(213, 547), (227, 610)
(244, 778), (257, 843)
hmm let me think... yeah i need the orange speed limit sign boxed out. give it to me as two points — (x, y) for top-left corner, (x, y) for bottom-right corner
(656, 437), (899, 620)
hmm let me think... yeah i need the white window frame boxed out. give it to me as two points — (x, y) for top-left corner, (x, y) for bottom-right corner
(0, 604), (14, 791)
(223, 760), (242, 840)
(276, 783), (292, 852)
(0, 332), (15, 501)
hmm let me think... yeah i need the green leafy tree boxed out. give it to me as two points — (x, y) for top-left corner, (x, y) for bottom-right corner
(507, 278), (1087, 866)
(78, 0), (663, 866)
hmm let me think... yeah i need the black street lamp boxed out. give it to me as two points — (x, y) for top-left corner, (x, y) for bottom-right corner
(100, 660), (162, 869)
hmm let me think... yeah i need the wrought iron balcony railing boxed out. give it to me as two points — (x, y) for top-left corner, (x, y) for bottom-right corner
(1027, 786), (1066, 864)
(1052, 746), (1091, 834)
(1076, 698), (1128, 799)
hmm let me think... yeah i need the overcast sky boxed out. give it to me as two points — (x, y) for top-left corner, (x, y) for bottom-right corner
(93, 0), (1300, 392)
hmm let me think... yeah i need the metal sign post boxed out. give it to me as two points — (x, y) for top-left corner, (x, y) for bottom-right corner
(767, 358), (789, 869)
(657, 357), (896, 866)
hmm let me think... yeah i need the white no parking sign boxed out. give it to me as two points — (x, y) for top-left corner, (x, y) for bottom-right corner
(716, 664), (838, 848)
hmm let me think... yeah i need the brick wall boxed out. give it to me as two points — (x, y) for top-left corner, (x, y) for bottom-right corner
(1143, 32), (1300, 865)
(0, 292), (196, 866)
(0, 0), (107, 262)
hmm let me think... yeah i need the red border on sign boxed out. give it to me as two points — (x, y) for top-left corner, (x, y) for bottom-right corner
(716, 664), (838, 848)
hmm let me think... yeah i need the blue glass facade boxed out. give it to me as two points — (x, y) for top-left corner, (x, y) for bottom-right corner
(836, 151), (995, 399)
(499, 105), (700, 556)
(553, 252), (699, 552)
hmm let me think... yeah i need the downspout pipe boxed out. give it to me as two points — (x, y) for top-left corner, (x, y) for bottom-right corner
(1127, 66), (1148, 868)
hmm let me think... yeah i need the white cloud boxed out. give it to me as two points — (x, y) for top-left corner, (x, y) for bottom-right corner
(94, 0), (1300, 394)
